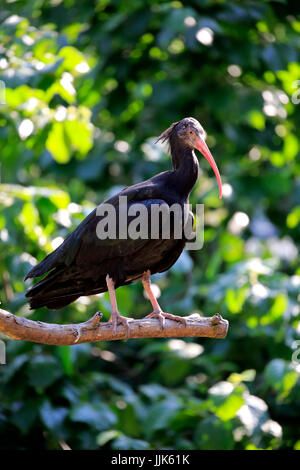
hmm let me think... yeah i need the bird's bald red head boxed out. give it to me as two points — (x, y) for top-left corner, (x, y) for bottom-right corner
(156, 117), (223, 199)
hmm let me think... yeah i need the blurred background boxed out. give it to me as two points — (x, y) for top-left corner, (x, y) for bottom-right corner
(0, 0), (300, 450)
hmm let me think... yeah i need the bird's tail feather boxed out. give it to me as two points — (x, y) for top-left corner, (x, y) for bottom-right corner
(29, 293), (80, 310)
(25, 268), (108, 310)
(25, 268), (76, 309)
(24, 232), (81, 281)
(24, 251), (61, 281)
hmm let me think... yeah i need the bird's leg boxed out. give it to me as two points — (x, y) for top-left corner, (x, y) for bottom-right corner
(106, 274), (132, 337)
(142, 270), (186, 330)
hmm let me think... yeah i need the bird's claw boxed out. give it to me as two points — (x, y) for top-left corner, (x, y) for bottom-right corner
(111, 312), (133, 338)
(145, 310), (186, 331)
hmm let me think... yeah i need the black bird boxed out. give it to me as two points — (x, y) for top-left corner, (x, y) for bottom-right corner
(25, 117), (222, 334)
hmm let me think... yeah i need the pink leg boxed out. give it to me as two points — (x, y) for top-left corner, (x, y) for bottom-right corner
(142, 270), (186, 330)
(106, 275), (133, 337)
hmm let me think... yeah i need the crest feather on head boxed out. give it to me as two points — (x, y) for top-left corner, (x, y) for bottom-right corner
(155, 121), (179, 144)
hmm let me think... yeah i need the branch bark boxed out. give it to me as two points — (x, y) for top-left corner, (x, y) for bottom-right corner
(0, 307), (228, 345)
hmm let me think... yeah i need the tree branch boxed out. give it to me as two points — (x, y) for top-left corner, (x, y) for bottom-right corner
(0, 307), (228, 345)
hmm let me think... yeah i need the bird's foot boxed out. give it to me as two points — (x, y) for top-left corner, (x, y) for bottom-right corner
(110, 311), (133, 338)
(144, 309), (186, 330)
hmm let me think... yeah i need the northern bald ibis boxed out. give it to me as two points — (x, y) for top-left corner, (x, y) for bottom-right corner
(25, 117), (222, 335)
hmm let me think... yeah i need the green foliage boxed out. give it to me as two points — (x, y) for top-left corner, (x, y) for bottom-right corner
(0, 0), (299, 450)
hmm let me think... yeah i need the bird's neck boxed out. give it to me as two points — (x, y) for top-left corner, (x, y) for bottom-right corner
(170, 143), (199, 198)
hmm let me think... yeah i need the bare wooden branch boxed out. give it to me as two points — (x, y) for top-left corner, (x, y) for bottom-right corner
(0, 307), (228, 345)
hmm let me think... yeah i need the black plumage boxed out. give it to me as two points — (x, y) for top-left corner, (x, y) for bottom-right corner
(25, 117), (222, 331)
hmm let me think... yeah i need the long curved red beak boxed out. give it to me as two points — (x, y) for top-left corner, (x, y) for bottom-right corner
(195, 138), (222, 199)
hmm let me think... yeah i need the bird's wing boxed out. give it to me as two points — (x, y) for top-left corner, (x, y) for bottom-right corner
(25, 181), (168, 280)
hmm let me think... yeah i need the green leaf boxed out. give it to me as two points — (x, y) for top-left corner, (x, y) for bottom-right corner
(220, 233), (244, 263)
(248, 110), (265, 130)
(57, 346), (74, 376)
(46, 122), (71, 163)
(139, 384), (170, 400)
(96, 430), (121, 447)
(283, 134), (299, 161)
(70, 403), (117, 431)
(209, 382), (245, 421)
(264, 359), (298, 398)
(215, 394), (244, 421)
(58, 46), (86, 71)
(195, 416), (234, 450)
(40, 400), (68, 431)
(19, 202), (39, 230)
(112, 435), (149, 450)
(1, 354), (28, 382)
(64, 120), (93, 158)
(225, 287), (247, 314)
(260, 294), (288, 325)
(143, 397), (181, 438)
(286, 206), (300, 228)
(265, 359), (285, 385)
(27, 356), (62, 389)
(10, 401), (38, 434)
